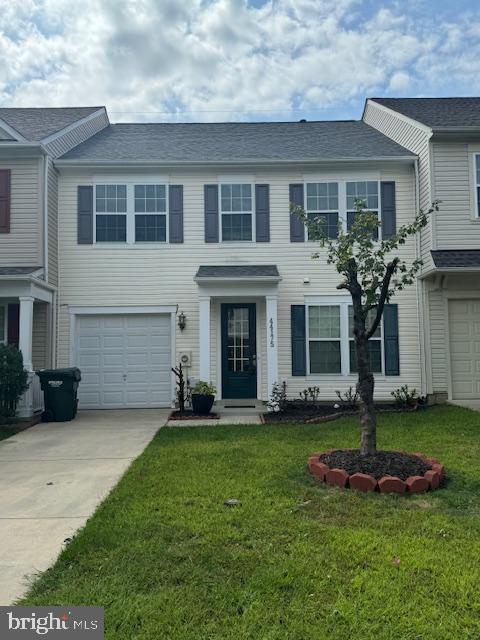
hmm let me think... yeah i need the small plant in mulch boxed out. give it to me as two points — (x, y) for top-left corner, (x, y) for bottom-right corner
(335, 386), (359, 411)
(299, 386), (320, 404)
(391, 385), (418, 409)
(267, 381), (288, 413)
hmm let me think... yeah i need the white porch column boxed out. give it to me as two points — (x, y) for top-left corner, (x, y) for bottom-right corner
(19, 296), (34, 371)
(266, 294), (279, 396)
(199, 296), (211, 381)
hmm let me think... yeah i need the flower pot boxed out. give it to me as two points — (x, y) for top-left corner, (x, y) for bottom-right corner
(191, 394), (215, 415)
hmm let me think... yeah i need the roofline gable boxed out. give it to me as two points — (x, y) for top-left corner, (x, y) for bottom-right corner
(0, 117), (28, 142)
(364, 99), (433, 134)
(41, 107), (108, 144)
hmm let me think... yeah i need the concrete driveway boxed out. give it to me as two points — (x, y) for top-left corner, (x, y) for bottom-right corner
(0, 409), (169, 604)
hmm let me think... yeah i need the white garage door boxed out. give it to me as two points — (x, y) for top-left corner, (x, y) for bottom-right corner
(449, 300), (480, 399)
(76, 314), (172, 409)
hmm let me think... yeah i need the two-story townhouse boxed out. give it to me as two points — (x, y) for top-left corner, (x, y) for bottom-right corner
(52, 119), (421, 410)
(364, 98), (480, 404)
(0, 107), (109, 416)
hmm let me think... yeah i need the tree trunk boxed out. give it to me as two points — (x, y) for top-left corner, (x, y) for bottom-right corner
(351, 295), (377, 455)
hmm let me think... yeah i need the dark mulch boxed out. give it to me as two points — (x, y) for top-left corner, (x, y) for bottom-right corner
(263, 402), (419, 424)
(169, 411), (219, 421)
(318, 449), (432, 480)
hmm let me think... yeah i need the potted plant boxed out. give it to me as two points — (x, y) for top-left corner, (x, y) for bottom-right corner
(191, 380), (216, 415)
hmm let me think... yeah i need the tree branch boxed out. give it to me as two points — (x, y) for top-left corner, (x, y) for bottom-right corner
(366, 258), (399, 339)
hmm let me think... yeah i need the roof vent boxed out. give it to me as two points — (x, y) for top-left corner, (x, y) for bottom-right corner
(299, 119), (307, 123)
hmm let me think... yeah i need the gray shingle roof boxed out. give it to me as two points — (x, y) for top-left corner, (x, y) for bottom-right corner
(431, 250), (480, 268)
(0, 266), (42, 275)
(0, 107), (103, 142)
(371, 98), (480, 128)
(195, 265), (280, 279)
(59, 121), (414, 163)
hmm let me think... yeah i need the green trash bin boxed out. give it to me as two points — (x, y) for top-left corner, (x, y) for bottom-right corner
(36, 368), (82, 422)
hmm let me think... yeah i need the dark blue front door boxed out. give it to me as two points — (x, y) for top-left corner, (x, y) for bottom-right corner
(221, 303), (257, 399)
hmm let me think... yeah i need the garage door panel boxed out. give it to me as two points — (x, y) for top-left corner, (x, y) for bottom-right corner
(449, 300), (480, 399)
(75, 313), (172, 409)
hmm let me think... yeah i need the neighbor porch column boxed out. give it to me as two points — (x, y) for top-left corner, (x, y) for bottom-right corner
(199, 296), (211, 382)
(266, 294), (279, 397)
(18, 295), (34, 371)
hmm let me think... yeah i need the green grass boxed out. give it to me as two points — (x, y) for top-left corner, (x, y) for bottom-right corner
(21, 406), (480, 639)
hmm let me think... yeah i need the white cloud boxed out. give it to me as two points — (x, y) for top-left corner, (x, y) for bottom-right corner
(0, 0), (479, 121)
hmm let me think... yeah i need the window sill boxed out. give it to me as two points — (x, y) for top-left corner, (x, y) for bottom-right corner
(91, 243), (170, 249)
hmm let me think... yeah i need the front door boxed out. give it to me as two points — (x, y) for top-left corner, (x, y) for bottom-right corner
(221, 303), (257, 399)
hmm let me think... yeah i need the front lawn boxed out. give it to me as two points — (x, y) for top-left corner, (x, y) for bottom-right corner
(21, 406), (480, 639)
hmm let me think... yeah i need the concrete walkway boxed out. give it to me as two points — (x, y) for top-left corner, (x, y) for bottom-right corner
(449, 399), (480, 411)
(0, 409), (169, 605)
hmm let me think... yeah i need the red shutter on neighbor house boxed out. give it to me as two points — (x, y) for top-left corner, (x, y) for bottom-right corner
(0, 169), (11, 233)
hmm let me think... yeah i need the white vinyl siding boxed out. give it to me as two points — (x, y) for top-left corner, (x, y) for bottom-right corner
(32, 302), (49, 370)
(0, 158), (43, 268)
(431, 142), (480, 249)
(56, 164), (419, 401)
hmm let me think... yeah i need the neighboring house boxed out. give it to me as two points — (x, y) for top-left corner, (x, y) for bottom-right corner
(364, 98), (480, 403)
(0, 107), (109, 416)
(52, 119), (418, 409)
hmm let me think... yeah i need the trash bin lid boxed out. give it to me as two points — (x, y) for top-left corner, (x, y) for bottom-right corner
(36, 367), (81, 382)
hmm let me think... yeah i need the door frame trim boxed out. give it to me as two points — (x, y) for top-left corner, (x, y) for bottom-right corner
(68, 305), (177, 408)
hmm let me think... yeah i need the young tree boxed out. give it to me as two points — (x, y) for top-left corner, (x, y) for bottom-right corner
(292, 199), (438, 455)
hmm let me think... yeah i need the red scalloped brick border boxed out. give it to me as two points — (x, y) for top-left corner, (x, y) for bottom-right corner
(308, 451), (445, 494)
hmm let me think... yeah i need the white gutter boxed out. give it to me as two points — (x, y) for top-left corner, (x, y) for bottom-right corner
(414, 157), (427, 398)
(55, 156), (416, 169)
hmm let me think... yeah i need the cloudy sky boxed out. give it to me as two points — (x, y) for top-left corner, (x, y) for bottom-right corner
(0, 0), (479, 122)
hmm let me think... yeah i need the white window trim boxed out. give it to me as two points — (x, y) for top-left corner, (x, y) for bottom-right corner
(0, 302), (7, 344)
(219, 181), (256, 243)
(93, 178), (169, 245)
(304, 179), (382, 242)
(305, 296), (384, 376)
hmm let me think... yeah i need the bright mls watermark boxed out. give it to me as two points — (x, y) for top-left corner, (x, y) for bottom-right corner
(0, 607), (103, 638)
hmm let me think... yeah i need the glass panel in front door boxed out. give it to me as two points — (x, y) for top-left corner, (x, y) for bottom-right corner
(227, 307), (250, 372)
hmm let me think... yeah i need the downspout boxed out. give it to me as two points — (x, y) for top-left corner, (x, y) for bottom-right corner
(414, 157), (427, 398)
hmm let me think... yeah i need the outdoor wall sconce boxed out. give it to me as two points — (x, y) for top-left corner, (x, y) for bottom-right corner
(178, 311), (186, 332)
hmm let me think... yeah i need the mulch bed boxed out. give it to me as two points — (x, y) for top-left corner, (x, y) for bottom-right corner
(263, 402), (417, 424)
(169, 411), (219, 421)
(318, 449), (431, 481)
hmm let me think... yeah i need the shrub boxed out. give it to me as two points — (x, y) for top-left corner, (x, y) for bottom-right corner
(192, 380), (216, 396)
(299, 386), (320, 404)
(335, 386), (359, 410)
(391, 384), (418, 408)
(267, 381), (287, 413)
(0, 344), (29, 418)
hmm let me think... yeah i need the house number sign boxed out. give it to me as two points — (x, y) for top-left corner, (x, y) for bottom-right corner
(269, 318), (275, 347)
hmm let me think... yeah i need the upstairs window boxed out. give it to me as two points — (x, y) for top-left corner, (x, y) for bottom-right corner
(346, 181), (379, 239)
(95, 185), (127, 242)
(220, 184), (253, 241)
(134, 185), (167, 242)
(306, 182), (339, 240)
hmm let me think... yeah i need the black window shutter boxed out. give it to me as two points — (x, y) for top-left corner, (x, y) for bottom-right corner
(204, 184), (219, 243)
(381, 181), (396, 239)
(291, 305), (306, 376)
(169, 185), (183, 243)
(289, 184), (304, 242)
(0, 169), (11, 234)
(383, 304), (399, 375)
(255, 184), (270, 242)
(77, 186), (93, 244)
